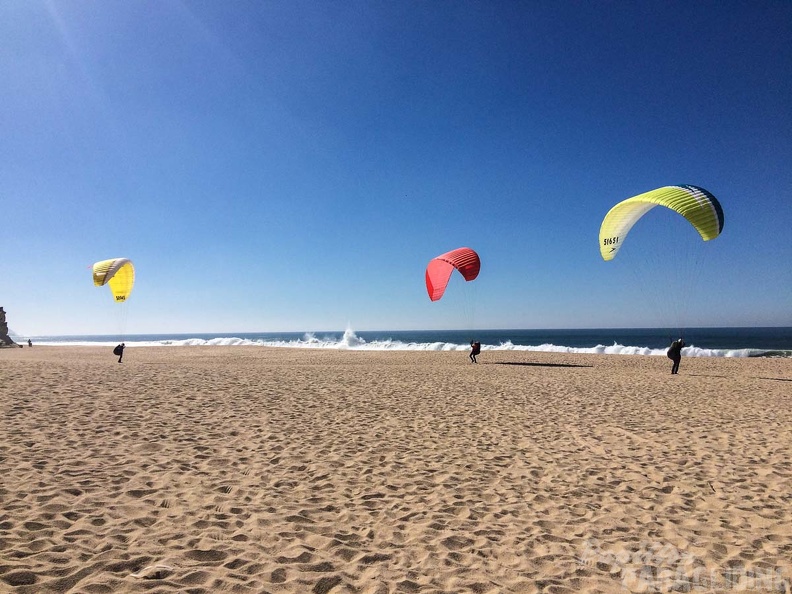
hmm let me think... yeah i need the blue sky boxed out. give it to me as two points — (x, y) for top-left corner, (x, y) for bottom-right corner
(2, 1), (790, 335)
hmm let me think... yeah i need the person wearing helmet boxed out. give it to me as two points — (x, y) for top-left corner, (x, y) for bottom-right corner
(469, 340), (481, 364)
(113, 342), (125, 363)
(667, 338), (685, 374)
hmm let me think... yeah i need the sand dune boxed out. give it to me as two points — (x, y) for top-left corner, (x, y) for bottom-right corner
(1, 346), (791, 593)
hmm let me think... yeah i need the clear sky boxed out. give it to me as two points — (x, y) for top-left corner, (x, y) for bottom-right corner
(2, 1), (790, 336)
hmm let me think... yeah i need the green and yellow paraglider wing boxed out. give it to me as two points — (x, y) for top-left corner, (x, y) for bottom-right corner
(93, 258), (135, 302)
(599, 185), (724, 261)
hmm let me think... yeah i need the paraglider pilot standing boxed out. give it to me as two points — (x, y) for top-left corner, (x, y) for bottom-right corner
(667, 338), (685, 374)
(469, 340), (481, 364)
(114, 343), (125, 363)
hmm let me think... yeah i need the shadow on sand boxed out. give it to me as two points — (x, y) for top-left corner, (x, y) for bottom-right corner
(688, 374), (792, 382)
(488, 362), (593, 369)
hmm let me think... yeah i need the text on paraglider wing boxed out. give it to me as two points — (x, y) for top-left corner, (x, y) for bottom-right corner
(602, 237), (620, 246)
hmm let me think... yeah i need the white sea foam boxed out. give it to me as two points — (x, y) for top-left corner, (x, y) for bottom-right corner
(30, 330), (774, 357)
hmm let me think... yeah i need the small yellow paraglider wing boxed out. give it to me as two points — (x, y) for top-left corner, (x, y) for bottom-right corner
(92, 258), (135, 302)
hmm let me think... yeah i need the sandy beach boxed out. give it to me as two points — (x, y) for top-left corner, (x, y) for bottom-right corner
(1, 346), (791, 593)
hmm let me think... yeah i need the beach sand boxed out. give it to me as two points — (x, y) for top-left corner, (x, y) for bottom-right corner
(1, 346), (791, 593)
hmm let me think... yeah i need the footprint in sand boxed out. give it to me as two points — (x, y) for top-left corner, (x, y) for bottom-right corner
(130, 564), (175, 579)
(185, 549), (228, 562)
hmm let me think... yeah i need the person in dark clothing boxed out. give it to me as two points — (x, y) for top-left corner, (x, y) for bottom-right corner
(113, 343), (125, 363)
(27, 339), (32, 347)
(469, 340), (481, 364)
(667, 338), (685, 374)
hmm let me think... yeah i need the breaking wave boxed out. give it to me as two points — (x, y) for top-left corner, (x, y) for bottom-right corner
(29, 327), (788, 357)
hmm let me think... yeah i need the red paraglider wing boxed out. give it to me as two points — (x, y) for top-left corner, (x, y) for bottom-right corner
(425, 247), (480, 302)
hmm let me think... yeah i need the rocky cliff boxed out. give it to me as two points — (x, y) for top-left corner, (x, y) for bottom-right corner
(0, 307), (19, 347)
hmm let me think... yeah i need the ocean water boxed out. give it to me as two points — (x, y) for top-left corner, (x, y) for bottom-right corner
(20, 327), (792, 358)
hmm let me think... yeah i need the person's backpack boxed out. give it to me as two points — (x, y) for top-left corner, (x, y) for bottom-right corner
(113, 345), (123, 356)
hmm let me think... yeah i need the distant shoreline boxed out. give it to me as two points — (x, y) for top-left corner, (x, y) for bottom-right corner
(13, 327), (792, 358)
